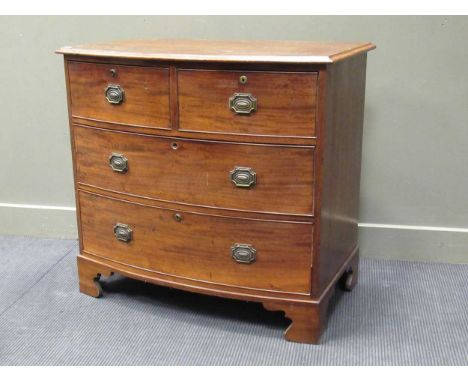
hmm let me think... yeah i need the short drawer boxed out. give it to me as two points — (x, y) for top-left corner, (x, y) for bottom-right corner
(74, 126), (315, 216)
(178, 69), (317, 138)
(80, 192), (312, 294)
(68, 61), (170, 129)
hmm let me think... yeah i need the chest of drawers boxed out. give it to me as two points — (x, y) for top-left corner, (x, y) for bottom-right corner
(57, 39), (375, 344)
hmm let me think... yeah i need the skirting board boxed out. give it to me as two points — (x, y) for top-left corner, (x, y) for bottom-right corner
(359, 225), (468, 264)
(0, 204), (77, 239)
(1, 204), (467, 264)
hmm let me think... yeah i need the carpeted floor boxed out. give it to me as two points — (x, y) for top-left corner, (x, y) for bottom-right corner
(0, 235), (466, 365)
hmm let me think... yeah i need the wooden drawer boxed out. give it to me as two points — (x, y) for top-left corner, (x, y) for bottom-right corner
(68, 61), (170, 129)
(79, 191), (312, 294)
(73, 126), (315, 216)
(178, 69), (317, 138)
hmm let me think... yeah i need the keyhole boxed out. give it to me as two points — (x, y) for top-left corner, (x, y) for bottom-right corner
(171, 142), (179, 150)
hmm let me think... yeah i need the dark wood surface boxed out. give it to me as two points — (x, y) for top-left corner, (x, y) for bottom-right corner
(71, 117), (317, 146)
(312, 54), (367, 296)
(57, 39), (375, 63)
(61, 40), (373, 344)
(76, 183), (314, 223)
(73, 125), (315, 216)
(178, 69), (317, 138)
(68, 61), (170, 129)
(64, 60), (84, 253)
(79, 191), (313, 294)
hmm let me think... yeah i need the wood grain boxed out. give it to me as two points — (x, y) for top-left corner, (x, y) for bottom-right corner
(72, 118), (317, 146)
(63, 60), (84, 253)
(57, 39), (375, 63)
(68, 61), (170, 129)
(76, 183), (314, 223)
(178, 69), (317, 138)
(312, 54), (367, 296)
(79, 191), (313, 294)
(73, 125), (315, 216)
(78, 252), (315, 302)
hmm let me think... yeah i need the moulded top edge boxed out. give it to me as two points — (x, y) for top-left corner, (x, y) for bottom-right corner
(56, 39), (376, 64)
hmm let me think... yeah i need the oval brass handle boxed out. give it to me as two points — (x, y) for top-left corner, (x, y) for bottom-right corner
(230, 166), (256, 188)
(229, 93), (257, 115)
(114, 223), (133, 243)
(105, 84), (124, 104)
(109, 153), (128, 173)
(231, 243), (256, 264)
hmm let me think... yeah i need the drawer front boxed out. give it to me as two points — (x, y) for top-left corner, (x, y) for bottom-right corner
(178, 69), (317, 138)
(74, 126), (315, 216)
(68, 61), (170, 129)
(80, 192), (312, 293)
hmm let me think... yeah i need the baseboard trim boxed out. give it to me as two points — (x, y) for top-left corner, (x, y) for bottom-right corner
(0, 203), (77, 239)
(359, 225), (468, 264)
(0, 202), (76, 211)
(359, 222), (468, 234)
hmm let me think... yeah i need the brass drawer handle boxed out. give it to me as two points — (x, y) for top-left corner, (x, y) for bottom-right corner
(114, 223), (133, 243)
(229, 93), (257, 115)
(105, 84), (124, 104)
(109, 153), (128, 173)
(230, 166), (256, 188)
(231, 243), (256, 264)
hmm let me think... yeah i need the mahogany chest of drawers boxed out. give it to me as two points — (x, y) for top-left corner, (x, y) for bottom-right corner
(57, 39), (375, 344)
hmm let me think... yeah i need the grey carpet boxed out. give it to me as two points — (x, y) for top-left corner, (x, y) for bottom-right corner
(0, 236), (466, 365)
(0, 236), (76, 314)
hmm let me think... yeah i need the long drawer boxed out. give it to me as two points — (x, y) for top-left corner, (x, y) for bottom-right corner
(73, 126), (315, 216)
(79, 191), (313, 294)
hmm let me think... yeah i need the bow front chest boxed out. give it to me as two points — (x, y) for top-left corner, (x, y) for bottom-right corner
(57, 39), (375, 344)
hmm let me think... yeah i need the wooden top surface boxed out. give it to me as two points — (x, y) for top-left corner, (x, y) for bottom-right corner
(56, 39), (375, 63)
